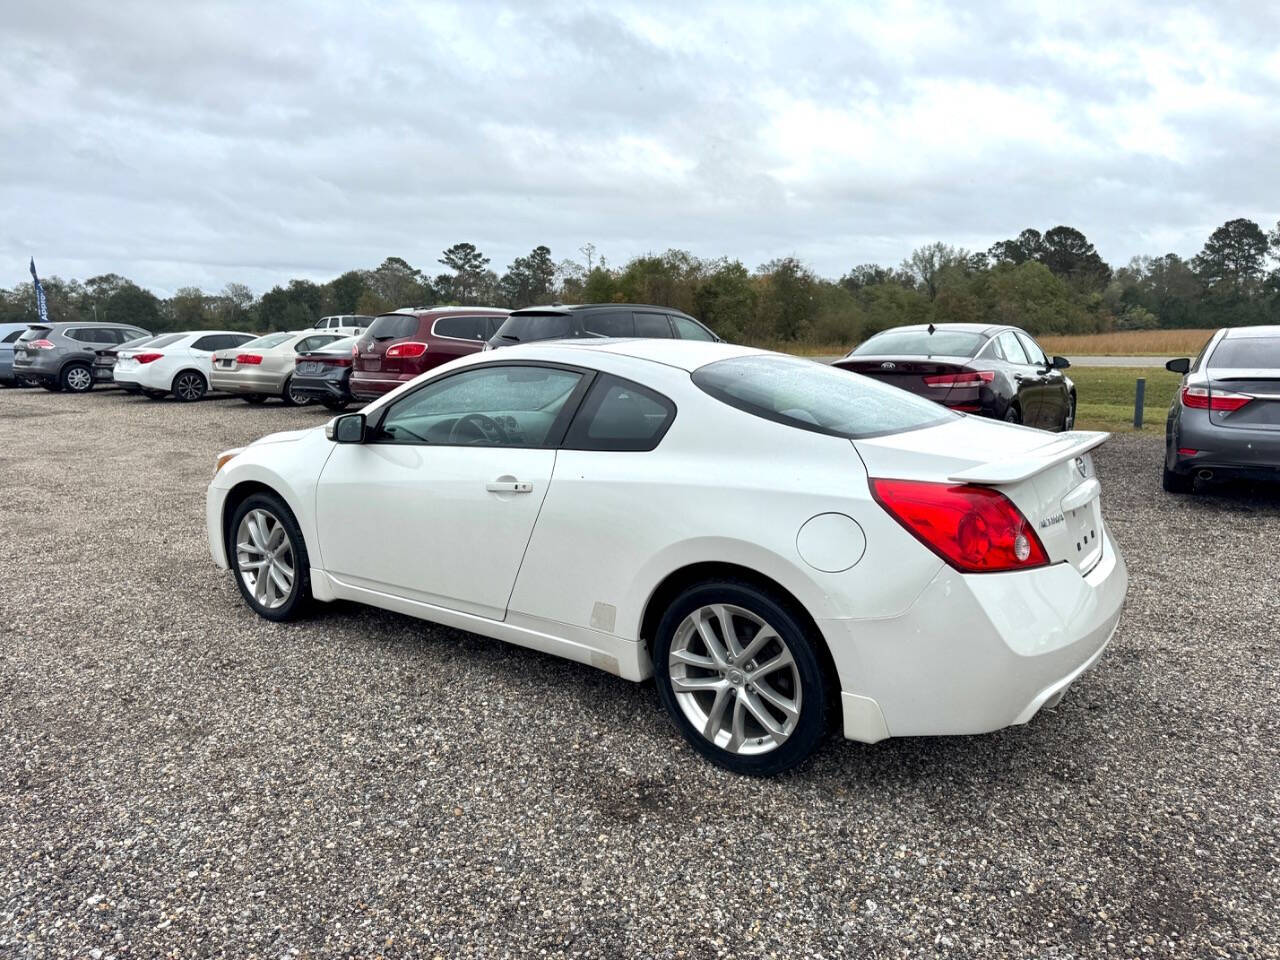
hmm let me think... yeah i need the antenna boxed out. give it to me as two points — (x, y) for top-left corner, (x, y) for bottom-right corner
(927, 323), (936, 334)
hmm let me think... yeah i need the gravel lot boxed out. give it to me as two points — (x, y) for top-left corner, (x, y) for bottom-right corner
(1, 387), (1278, 959)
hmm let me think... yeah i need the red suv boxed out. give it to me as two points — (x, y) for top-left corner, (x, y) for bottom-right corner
(350, 307), (510, 401)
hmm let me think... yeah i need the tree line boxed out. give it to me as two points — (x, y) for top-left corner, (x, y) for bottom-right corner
(3, 218), (1278, 346)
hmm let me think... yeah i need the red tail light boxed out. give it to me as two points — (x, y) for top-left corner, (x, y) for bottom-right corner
(1180, 385), (1251, 412)
(27, 339), (55, 350)
(923, 371), (995, 388)
(870, 478), (1049, 573)
(235, 354), (263, 365)
(385, 341), (427, 359)
(134, 353), (163, 364)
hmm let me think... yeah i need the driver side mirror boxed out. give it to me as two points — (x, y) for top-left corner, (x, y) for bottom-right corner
(326, 412), (367, 443)
(1165, 357), (1190, 374)
(1050, 355), (1071, 370)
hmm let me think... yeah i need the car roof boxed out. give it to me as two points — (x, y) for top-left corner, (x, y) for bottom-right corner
(385, 306), (509, 317)
(44, 321), (144, 329)
(508, 303), (695, 317)
(1222, 325), (1280, 339)
(490, 337), (764, 372)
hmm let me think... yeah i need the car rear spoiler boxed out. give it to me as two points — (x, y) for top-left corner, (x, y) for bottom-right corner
(947, 431), (1110, 485)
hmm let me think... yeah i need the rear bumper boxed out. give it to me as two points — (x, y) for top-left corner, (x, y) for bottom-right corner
(112, 365), (167, 389)
(1169, 413), (1280, 477)
(210, 370), (287, 395)
(349, 372), (411, 399)
(291, 374), (349, 401)
(824, 528), (1127, 742)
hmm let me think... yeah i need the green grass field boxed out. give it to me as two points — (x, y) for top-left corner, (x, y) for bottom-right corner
(1072, 366), (1180, 431)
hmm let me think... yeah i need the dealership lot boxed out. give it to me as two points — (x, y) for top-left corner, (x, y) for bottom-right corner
(1, 389), (1277, 957)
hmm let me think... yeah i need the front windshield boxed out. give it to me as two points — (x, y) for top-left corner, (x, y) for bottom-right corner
(693, 355), (955, 439)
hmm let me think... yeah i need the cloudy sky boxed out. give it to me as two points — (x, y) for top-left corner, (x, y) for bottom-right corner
(3, 0), (1278, 296)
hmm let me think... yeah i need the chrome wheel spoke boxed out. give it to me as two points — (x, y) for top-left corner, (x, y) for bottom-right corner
(741, 690), (788, 745)
(726, 696), (748, 753)
(694, 612), (730, 668)
(267, 564), (292, 595)
(736, 625), (778, 666)
(701, 687), (733, 741)
(671, 675), (725, 694)
(751, 680), (800, 722)
(713, 604), (743, 660)
(669, 648), (716, 670)
(751, 648), (795, 679)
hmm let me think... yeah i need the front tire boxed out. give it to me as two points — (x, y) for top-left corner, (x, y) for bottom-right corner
(1003, 404), (1022, 424)
(172, 370), (207, 402)
(228, 493), (312, 621)
(1062, 395), (1076, 431)
(61, 363), (94, 393)
(653, 581), (830, 776)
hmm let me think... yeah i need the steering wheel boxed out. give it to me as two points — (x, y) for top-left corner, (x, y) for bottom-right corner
(448, 413), (509, 445)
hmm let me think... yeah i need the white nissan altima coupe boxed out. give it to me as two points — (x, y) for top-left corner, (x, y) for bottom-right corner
(207, 340), (1127, 775)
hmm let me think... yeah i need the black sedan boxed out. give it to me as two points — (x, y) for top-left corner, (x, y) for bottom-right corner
(833, 323), (1075, 431)
(291, 336), (358, 411)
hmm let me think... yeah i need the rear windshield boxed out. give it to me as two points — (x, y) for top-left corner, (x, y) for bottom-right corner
(240, 332), (293, 350)
(17, 326), (51, 342)
(693, 355), (955, 439)
(1209, 338), (1280, 369)
(492, 313), (573, 344)
(316, 336), (357, 354)
(368, 314), (420, 341)
(851, 330), (985, 357)
(118, 336), (157, 351)
(146, 334), (185, 349)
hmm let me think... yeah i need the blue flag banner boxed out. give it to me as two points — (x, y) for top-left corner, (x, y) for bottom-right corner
(29, 258), (49, 324)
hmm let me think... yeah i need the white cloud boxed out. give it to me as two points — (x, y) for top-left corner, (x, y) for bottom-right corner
(1, 0), (1277, 295)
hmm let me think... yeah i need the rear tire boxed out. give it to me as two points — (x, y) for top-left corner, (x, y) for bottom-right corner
(1003, 404), (1021, 424)
(1062, 395), (1076, 432)
(653, 580), (831, 776)
(61, 363), (94, 393)
(228, 493), (312, 622)
(281, 376), (313, 407)
(1162, 464), (1194, 494)
(172, 370), (207, 402)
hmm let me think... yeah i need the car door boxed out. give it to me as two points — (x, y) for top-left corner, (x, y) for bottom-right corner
(996, 331), (1044, 426)
(1016, 331), (1067, 429)
(314, 363), (589, 620)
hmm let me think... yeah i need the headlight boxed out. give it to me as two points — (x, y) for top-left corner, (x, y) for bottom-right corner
(214, 449), (243, 476)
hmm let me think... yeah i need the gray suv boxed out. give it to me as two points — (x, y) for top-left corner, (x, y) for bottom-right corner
(1163, 325), (1280, 492)
(13, 322), (151, 393)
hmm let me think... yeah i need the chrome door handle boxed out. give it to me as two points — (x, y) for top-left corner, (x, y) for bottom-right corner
(486, 480), (533, 494)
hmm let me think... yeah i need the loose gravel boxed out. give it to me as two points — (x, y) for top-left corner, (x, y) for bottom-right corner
(1, 387), (1278, 959)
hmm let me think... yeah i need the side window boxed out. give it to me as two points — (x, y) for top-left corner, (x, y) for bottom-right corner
(671, 316), (715, 341)
(2, 330), (22, 344)
(375, 365), (584, 447)
(65, 328), (93, 343)
(583, 312), (634, 338)
(191, 335), (220, 352)
(998, 332), (1030, 365)
(1190, 340), (1211, 373)
(977, 337), (1003, 361)
(434, 316), (488, 340)
(1016, 332), (1048, 367)
(563, 374), (676, 452)
(230, 334), (255, 347)
(634, 313), (673, 338)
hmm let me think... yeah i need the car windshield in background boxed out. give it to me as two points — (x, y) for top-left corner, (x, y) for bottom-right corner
(1209, 338), (1280, 369)
(693, 355), (955, 439)
(239, 333), (293, 350)
(367, 314), (419, 341)
(493, 314), (572, 342)
(851, 330), (985, 357)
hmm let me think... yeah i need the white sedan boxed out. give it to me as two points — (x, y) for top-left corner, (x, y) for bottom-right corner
(114, 330), (258, 401)
(206, 340), (1127, 775)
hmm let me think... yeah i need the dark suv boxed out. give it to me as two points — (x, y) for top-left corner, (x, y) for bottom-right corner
(351, 307), (510, 401)
(487, 304), (719, 349)
(13, 322), (152, 392)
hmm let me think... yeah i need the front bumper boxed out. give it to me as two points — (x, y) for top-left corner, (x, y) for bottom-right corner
(824, 529), (1127, 742)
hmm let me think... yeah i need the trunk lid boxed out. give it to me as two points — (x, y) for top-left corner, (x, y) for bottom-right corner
(855, 417), (1109, 574)
(834, 356), (977, 404)
(1204, 368), (1280, 431)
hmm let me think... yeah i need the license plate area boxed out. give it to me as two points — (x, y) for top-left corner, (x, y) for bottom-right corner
(362, 358), (381, 372)
(298, 362), (322, 375)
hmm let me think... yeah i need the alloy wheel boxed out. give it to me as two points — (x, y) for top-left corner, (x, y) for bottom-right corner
(235, 508), (295, 609)
(174, 372), (205, 402)
(668, 603), (802, 755)
(65, 366), (92, 392)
